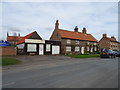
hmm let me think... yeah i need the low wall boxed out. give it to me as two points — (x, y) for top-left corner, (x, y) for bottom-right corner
(0, 46), (17, 56)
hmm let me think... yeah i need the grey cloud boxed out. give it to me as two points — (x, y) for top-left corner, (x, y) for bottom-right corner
(3, 26), (21, 32)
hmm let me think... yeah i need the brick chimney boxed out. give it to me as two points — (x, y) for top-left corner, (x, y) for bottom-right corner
(103, 33), (107, 38)
(55, 20), (59, 30)
(111, 36), (116, 40)
(74, 26), (78, 32)
(18, 33), (20, 37)
(7, 32), (9, 37)
(82, 27), (87, 34)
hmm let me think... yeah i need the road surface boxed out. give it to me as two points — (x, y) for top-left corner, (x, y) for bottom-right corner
(2, 56), (118, 88)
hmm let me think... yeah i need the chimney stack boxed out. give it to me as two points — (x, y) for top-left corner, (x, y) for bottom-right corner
(55, 20), (59, 30)
(18, 33), (20, 37)
(82, 27), (87, 34)
(74, 26), (78, 32)
(7, 32), (9, 37)
(103, 33), (107, 38)
(111, 36), (116, 40)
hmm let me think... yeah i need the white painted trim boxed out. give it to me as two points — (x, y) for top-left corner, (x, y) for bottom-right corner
(25, 39), (45, 43)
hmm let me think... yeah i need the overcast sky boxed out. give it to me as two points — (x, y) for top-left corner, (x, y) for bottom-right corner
(1, 2), (118, 41)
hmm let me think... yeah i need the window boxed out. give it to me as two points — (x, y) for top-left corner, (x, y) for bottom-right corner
(75, 46), (79, 52)
(75, 40), (79, 44)
(67, 39), (71, 44)
(66, 46), (71, 52)
(27, 44), (36, 52)
(46, 44), (51, 51)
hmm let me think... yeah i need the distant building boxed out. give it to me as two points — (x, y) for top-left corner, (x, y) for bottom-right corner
(7, 32), (23, 45)
(50, 20), (98, 54)
(99, 34), (119, 51)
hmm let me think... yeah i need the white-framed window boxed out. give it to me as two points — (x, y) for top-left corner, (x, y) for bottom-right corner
(75, 40), (79, 44)
(67, 39), (71, 44)
(87, 46), (89, 51)
(75, 46), (79, 52)
(66, 46), (71, 52)
(46, 44), (51, 51)
(27, 44), (37, 52)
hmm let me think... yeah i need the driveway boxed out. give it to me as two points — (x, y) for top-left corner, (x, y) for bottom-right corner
(2, 55), (119, 88)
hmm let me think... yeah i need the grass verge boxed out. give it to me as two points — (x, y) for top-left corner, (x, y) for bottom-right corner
(0, 58), (21, 66)
(66, 54), (100, 58)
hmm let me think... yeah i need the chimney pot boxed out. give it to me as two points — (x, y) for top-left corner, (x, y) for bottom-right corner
(74, 26), (78, 32)
(82, 27), (87, 34)
(103, 33), (107, 38)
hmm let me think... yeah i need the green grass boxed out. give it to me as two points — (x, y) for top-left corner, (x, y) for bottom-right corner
(66, 54), (100, 58)
(0, 58), (21, 66)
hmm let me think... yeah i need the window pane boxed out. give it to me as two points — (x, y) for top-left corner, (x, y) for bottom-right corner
(75, 46), (79, 51)
(46, 44), (51, 51)
(66, 46), (71, 52)
(27, 44), (36, 52)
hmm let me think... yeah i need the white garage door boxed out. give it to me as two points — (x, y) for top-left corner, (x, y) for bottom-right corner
(52, 45), (60, 54)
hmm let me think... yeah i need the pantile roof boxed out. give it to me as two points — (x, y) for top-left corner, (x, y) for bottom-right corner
(58, 29), (97, 42)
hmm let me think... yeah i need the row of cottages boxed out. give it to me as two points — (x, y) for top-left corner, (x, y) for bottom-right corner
(14, 31), (61, 55)
(50, 20), (98, 54)
(99, 33), (120, 51)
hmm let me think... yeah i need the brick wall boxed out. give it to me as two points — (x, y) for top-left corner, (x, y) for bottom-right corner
(0, 46), (17, 56)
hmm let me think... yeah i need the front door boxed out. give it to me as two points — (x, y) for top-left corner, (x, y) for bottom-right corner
(81, 47), (84, 54)
(39, 44), (44, 55)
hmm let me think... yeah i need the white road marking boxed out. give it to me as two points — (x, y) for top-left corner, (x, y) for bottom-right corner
(3, 82), (15, 86)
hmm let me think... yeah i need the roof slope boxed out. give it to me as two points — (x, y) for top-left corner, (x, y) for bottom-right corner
(58, 29), (97, 42)
(17, 31), (38, 44)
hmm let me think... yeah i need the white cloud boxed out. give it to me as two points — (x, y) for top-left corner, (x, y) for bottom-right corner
(1, 2), (118, 41)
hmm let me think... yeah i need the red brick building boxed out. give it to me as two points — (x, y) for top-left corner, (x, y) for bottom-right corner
(7, 32), (23, 45)
(50, 20), (98, 54)
(99, 34), (119, 51)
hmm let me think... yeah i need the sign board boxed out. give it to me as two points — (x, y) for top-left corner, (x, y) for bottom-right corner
(25, 39), (45, 43)
(0, 40), (9, 46)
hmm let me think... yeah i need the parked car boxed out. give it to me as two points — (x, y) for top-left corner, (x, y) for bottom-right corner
(100, 49), (116, 58)
(114, 51), (120, 57)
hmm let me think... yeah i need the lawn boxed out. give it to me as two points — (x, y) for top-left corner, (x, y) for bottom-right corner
(66, 54), (100, 58)
(0, 58), (21, 66)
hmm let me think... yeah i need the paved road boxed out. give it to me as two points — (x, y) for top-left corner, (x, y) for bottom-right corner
(2, 56), (118, 88)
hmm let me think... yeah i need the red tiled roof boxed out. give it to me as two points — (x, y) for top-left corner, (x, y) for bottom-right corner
(7, 36), (23, 41)
(107, 37), (116, 42)
(58, 29), (97, 42)
(16, 31), (36, 44)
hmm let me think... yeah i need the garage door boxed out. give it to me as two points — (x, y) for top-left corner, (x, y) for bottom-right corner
(52, 45), (60, 54)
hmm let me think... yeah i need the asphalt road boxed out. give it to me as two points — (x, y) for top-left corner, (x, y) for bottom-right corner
(2, 56), (119, 88)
